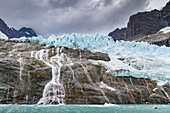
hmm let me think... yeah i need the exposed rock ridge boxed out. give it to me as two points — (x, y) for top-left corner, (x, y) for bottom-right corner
(125, 1), (170, 40)
(0, 18), (37, 39)
(109, 1), (170, 47)
(108, 27), (127, 41)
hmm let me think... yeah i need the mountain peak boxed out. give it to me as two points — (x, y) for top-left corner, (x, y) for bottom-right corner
(0, 18), (37, 39)
(125, 1), (170, 41)
(108, 27), (126, 41)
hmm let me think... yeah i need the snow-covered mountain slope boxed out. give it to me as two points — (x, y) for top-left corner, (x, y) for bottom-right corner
(0, 31), (8, 40)
(10, 33), (170, 85)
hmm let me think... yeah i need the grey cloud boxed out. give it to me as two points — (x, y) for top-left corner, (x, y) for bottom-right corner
(102, 0), (114, 6)
(0, 0), (153, 37)
(49, 0), (80, 8)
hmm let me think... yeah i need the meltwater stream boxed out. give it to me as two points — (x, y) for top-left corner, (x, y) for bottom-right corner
(31, 47), (69, 104)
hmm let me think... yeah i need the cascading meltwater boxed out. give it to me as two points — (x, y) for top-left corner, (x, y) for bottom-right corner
(31, 47), (73, 105)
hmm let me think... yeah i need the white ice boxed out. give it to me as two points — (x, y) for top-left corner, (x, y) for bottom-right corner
(158, 26), (170, 34)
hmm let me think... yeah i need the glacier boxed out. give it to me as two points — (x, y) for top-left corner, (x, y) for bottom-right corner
(10, 33), (170, 85)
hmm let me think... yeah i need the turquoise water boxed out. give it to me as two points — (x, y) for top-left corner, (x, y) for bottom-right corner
(0, 105), (169, 113)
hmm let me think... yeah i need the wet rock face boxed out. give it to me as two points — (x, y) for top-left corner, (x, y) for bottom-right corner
(0, 40), (170, 104)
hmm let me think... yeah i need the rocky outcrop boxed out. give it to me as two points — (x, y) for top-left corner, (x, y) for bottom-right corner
(162, 1), (170, 26)
(108, 28), (126, 41)
(0, 18), (37, 39)
(108, 1), (170, 47)
(0, 40), (169, 104)
(125, 1), (170, 41)
(125, 9), (168, 40)
(132, 32), (170, 47)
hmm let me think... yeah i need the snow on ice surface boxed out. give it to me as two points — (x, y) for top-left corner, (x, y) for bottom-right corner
(0, 31), (8, 40)
(158, 26), (170, 34)
(10, 33), (170, 85)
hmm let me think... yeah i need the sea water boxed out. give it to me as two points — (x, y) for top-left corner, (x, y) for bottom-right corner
(0, 105), (169, 113)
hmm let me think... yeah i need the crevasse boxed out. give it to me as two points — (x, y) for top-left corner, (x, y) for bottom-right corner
(10, 33), (170, 85)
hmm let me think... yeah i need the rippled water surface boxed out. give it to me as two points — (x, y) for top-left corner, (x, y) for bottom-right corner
(0, 105), (169, 113)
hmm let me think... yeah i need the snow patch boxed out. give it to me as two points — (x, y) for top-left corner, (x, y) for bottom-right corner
(158, 27), (170, 34)
(0, 31), (8, 40)
(25, 32), (30, 35)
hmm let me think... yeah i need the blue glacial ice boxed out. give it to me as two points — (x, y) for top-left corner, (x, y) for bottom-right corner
(10, 33), (170, 85)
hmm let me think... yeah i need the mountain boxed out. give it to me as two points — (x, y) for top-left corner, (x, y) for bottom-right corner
(130, 27), (170, 47)
(108, 27), (126, 41)
(0, 18), (37, 39)
(125, 9), (168, 40)
(108, 1), (170, 47)
(162, 1), (170, 25)
(125, 1), (170, 41)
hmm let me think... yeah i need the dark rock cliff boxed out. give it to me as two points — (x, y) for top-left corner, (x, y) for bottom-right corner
(0, 40), (169, 104)
(131, 32), (170, 47)
(108, 1), (170, 47)
(125, 10), (167, 40)
(125, 1), (170, 40)
(0, 18), (37, 39)
(162, 1), (170, 25)
(108, 28), (126, 41)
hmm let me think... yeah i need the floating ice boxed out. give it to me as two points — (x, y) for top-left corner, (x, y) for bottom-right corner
(104, 103), (119, 107)
(10, 33), (170, 85)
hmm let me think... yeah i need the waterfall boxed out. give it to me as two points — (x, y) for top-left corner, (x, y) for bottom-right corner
(31, 47), (73, 105)
(18, 55), (24, 81)
(31, 47), (115, 104)
(161, 87), (170, 101)
(26, 95), (29, 103)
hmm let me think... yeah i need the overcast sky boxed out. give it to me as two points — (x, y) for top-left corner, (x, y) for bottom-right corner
(0, 0), (169, 37)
